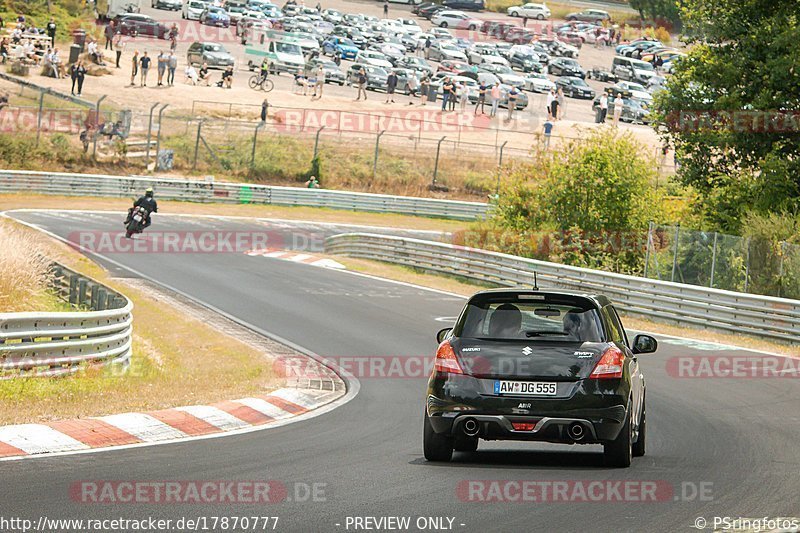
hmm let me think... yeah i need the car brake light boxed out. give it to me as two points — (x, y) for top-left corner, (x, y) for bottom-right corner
(434, 341), (464, 375)
(511, 422), (537, 431)
(590, 346), (625, 379)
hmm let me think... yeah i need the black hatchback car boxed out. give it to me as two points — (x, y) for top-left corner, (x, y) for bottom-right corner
(424, 289), (655, 467)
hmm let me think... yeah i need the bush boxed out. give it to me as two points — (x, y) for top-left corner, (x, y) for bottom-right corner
(475, 129), (664, 274)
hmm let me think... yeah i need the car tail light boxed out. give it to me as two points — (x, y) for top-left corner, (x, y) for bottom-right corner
(434, 341), (464, 375)
(511, 422), (537, 431)
(590, 346), (625, 379)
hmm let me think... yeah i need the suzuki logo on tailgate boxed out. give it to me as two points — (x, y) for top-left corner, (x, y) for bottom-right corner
(522, 346), (533, 356)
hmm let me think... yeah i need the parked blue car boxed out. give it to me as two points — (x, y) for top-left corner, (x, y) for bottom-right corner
(200, 6), (231, 27)
(322, 36), (359, 60)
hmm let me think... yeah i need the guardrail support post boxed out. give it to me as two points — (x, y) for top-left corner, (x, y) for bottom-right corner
(432, 136), (447, 187)
(96, 288), (107, 311)
(251, 121), (265, 171)
(69, 275), (78, 306)
(778, 242), (786, 297)
(373, 130), (385, 180)
(92, 95), (107, 160)
(744, 238), (751, 293)
(78, 279), (88, 307)
(154, 104), (169, 168)
(709, 231), (718, 288)
(670, 225), (680, 283)
(90, 284), (99, 310)
(145, 102), (159, 167)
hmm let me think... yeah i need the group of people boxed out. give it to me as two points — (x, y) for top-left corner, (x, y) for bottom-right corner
(293, 64), (326, 99)
(545, 87), (566, 120)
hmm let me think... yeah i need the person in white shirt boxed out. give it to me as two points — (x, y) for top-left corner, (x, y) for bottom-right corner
(598, 92), (608, 123)
(184, 64), (198, 85)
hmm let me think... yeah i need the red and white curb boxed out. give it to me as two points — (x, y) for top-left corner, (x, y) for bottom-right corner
(0, 388), (340, 459)
(244, 248), (345, 270)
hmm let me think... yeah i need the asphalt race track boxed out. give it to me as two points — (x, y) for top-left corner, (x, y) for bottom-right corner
(2, 210), (799, 532)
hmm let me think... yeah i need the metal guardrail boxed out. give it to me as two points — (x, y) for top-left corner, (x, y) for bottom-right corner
(0, 263), (133, 378)
(325, 233), (800, 344)
(0, 170), (490, 221)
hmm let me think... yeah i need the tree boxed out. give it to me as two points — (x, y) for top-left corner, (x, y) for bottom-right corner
(474, 130), (663, 274)
(652, 0), (800, 232)
(628, 0), (682, 27)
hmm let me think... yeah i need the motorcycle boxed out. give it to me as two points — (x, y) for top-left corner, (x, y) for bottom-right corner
(125, 206), (148, 238)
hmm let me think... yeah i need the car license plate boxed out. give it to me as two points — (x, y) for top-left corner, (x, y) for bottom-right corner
(494, 380), (557, 396)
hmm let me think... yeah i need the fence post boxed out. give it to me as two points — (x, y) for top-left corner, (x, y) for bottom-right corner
(192, 121), (203, 171)
(154, 104), (169, 169)
(494, 140), (508, 196)
(373, 130), (385, 180)
(35, 90), (45, 146)
(92, 95), (107, 160)
(432, 135), (447, 187)
(643, 221), (653, 279)
(709, 231), (718, 288)
(250, 122), (265, 170)
(670, 224), (680, 283)
(144, 102), (159, 167)
(744, 237), (751, 292)
(314, 125), (325, 158)
(778, 242), (786, 298)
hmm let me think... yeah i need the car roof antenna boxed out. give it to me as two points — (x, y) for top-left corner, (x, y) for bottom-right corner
(533, 271), (538, 290)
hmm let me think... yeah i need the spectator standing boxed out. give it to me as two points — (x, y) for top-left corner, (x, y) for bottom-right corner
(167, 52), (177, 86)
(612, 97), (623, 125)
(419, 75), (428, 105)
(355, 67), (367, 100)
(114, 33), (124, 68)
(407, 73), (418, 101)
(546, 87), (555, 118)
(556, 87), (565, 119)
(70, 60), (81, 95)
(475, 82), (487, 114)
(385, 69), (397, 103)
(139, 51), (151, 86)
(260, 98), (268, 122)
(383, 0), (389, 17)
(458, 82), (467, 112)
(312, 65), (325, 99)
(46, 18), (56, 46)
(130, 50), (138, 85)
(104, 22), (115, 50)
(156, 52), (166, 86)
(74, 60), (86, 96)
(522, 15), (528, 28)
(549, 89), (560, 120)
(506, 86), (518, 119)
(489, 82), (501, 117)
(598, 91), (608, 123)
(441, 77), (452, 111)
(542, 118), (553, 150)
(448, 80), (456, 111)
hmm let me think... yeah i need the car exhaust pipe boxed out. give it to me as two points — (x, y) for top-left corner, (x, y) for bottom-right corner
(567, 422), (585, 441)
(462, 418), (480, 437)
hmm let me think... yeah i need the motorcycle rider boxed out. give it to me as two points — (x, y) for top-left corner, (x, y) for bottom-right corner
(125, 187), (158, 230)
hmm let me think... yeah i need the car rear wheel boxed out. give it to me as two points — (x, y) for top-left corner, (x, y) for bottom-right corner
(604, 403), (633, 468)
(453, 435), (478, 452)
(423, 413), (453, 462)
(440, 22), (448, 27)
(537, 14), (544, 20)
(509, 10), (518, 17)
(633, 399), (646, 457)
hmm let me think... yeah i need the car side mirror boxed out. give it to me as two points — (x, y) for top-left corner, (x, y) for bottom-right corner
(436, 327), (453, 344)
(632, 334), (657, 354)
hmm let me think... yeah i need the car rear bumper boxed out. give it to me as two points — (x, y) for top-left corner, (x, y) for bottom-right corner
(428, 405), (627, 443)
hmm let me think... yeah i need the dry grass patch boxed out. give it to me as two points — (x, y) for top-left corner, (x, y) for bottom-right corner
(0, 220), (57, 312)
(0, 218), (281, 425)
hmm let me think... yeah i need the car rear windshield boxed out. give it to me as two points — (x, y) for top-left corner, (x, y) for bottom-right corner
(456, 294), (604, 342)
